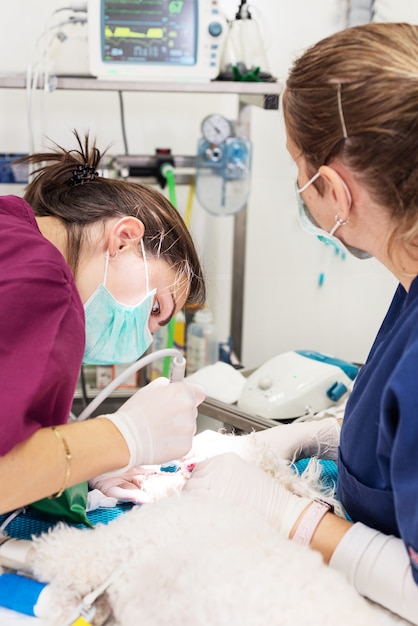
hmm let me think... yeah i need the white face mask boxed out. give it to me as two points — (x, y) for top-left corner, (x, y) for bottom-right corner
(83, 239), (156, 365)
(296, 172), (371, 260)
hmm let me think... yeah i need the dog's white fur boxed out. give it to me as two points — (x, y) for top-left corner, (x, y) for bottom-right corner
(29, 433), (403, 625)
(33, 495), (385, 626)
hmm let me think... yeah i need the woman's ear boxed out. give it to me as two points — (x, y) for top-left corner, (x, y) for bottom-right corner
(318, 165), (352, 221)
(107, 216), (145, 255)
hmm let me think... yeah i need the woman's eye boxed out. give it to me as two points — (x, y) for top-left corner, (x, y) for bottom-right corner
(151, 299), (161, 316)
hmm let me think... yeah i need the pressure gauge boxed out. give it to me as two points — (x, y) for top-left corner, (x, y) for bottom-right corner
(201, 113), (233, 145)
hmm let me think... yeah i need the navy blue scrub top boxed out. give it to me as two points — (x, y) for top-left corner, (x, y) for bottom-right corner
(338, 276), (418, 583)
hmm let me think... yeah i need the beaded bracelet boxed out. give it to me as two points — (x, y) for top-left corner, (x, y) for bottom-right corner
(292, 500), (333, 546)
(50, 427), (72, 499)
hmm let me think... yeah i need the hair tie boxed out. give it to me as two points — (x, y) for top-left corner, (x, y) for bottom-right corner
(68, 163), (98, 187)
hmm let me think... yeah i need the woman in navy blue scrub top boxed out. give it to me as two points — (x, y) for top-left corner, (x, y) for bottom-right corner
(184, 22), (418, 623)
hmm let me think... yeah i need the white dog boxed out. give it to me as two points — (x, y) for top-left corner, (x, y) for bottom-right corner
(31, 493), (386, 626)
(28, 431), (405, 626)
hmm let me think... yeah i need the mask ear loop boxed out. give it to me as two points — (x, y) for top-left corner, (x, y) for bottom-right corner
(103, 249), (119, 287)
(297, 171), (321, 194)
(329, 179), (352, 236)
(329, 216), (349, 236)
(103, 250), (110, 288)
(337, 83), (348, 140)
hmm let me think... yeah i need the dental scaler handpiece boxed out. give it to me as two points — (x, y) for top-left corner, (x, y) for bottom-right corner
(160, 354), (187, 471)
(169, 355), (186, 382)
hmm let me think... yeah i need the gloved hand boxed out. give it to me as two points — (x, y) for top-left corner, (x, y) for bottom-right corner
(183, 417), (340, 466)
(103, 377), (206, 472)
(254, 417), (341, 462)
(89, 466), (157, 504)
(183, 452), (311, 538)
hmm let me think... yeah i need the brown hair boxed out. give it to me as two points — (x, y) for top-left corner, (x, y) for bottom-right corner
(18, 131), (206, 307)
(282, 22), (418, 263)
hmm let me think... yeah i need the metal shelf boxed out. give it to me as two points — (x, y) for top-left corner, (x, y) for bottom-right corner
(198, 396), (272, 432)
(0, 73), (282, 110)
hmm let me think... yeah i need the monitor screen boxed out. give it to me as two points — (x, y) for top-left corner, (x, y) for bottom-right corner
(88, 0), (226, 81)
(103, 0), (197, 66)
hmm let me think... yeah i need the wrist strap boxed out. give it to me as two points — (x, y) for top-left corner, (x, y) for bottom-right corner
(292, 499), (332, 546)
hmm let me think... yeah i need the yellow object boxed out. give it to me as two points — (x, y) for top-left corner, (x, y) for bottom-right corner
(173, 310), (186, 356)
(71, 618), (92, 626)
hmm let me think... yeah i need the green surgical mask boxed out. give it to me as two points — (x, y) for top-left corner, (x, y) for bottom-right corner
(83, 240), (156, 365)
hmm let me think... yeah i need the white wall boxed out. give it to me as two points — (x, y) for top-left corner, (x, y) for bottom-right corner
(0, 0), (397, 370)
(239, 0), (397, 368)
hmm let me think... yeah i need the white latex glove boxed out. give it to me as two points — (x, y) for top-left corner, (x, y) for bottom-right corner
(89, 466), (157, 504)
(103, 377), (206, 472)
(183, 452), (311, 538)
(254, 417), (341, 462)
(183, 417), (340, 466)
(86, 489), (117, 511)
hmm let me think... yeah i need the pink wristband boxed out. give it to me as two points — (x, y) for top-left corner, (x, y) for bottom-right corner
(292, 500), (332, 546)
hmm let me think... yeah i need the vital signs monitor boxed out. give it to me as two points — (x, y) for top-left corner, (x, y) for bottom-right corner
(87, 0), (226, 82)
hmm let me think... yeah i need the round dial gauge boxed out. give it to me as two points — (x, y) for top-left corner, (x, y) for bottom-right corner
(201, 114), (233, 145)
